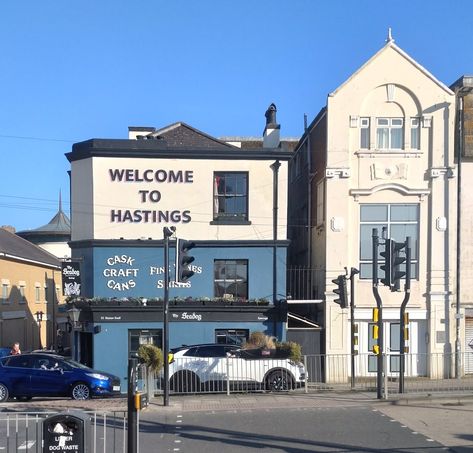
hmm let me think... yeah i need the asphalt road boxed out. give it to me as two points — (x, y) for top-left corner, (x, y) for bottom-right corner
(140, 406), (449, 452)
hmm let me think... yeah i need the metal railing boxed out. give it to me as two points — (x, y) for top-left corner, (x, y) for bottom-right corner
(304, 351), (473, 394)
(0, 410), (128, 453)
(149, 351), (473, 396)
(154, 355), (307, 395)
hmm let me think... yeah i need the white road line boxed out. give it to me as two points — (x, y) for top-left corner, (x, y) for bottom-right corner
(18, 440), (35, 450)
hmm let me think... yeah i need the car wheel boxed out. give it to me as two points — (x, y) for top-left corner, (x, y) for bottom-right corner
(170, 371), (200, 393)
(71, 383), (91, 400)
(265, 370), (294, 392)
(0, 383), (9, 402)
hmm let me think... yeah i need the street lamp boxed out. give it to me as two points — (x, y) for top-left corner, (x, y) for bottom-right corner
(35, 310), (44, 349)
(67, 305), (81, 329)
(452, 75), (473, 378)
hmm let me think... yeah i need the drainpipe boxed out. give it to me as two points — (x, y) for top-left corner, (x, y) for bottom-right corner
(270, 160), (281, 337)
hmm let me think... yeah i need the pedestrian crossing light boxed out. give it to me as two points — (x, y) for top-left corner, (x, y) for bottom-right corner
(332, 275), (348, 309)
(176, 238), (196, 283)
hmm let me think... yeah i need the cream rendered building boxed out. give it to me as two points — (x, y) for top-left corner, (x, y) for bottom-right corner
(291, 37), (458, 379)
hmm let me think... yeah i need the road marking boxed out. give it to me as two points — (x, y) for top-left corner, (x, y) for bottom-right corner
(18, 441), (35, 450)
(175, 440), (182, 443)
(426, 439), (435, 442)
(176, 419), (182, 423)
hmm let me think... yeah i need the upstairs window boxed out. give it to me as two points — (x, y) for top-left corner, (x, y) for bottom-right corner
(213, 172), (248, 222)
(2, 283), (9, 304)
(376, 118), (403, 150)
(410, 117), (420, 150)
(360, 117), (370, 149)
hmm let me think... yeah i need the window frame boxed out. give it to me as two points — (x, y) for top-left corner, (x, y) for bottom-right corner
(410, 117), (420, 150)
(213, 259), (249, 300)
(360, 117), (370, 149)
(2, 283), (9, 304)
(212, 171), (249, 224)
(376, 117), (404, 150)
(359, 204), (419, 280)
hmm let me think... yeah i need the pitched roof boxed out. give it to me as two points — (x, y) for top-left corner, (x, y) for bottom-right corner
(329, 40), (454, 98)
(0, 228), (61, 268)
(150, 122), (237, 149)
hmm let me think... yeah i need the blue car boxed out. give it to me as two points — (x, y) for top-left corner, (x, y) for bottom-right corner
(0, 353), (121, 401)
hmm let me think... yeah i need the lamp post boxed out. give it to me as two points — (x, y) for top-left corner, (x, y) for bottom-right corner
(67, 305), (81, 361)
(35, 311), (44, 349)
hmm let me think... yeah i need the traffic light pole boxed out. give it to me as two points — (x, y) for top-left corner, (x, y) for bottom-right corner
(162, 226), (175, 407)
(372, 228), (384, 400)
(399, 237), (411, 393)
(349, 267), (359, 390)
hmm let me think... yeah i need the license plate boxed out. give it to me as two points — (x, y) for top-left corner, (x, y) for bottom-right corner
(113, 385), (120, 391)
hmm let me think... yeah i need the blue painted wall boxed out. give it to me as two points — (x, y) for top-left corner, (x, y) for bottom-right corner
(72, 244), (287, 301)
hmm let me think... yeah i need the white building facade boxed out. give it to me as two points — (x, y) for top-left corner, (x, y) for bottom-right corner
(290, 38), (459, 379)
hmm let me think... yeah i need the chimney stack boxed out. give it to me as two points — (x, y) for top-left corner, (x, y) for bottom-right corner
(263, 103), (280, 148)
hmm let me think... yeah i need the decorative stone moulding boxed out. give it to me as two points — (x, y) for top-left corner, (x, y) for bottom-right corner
(325, 168), (350, 178)
(436, 217), (447, 232)
(429, 167), (455, 179)
(371, 163), (408, 180)
(422, 116), (432, 128)
(330, 216), (344, 232)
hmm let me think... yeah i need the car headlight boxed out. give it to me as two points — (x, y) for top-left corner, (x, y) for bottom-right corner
(86, 373), (109, 380)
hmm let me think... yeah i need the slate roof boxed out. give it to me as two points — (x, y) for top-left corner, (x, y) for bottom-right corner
(0, 228), (61, 268)
(149, 122), (237, 149)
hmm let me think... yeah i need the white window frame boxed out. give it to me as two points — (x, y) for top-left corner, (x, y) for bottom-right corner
(360, 117), (370, 149)
(376, 117), (404, 150)
(359, 204), (419, 280)
(2, 282), (9, 304)
(410, 117), (420, 150)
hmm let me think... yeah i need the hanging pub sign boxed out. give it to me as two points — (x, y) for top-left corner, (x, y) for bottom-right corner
(61, 262), (81, 296)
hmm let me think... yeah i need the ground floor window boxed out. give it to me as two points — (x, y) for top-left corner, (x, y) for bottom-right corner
(128, 329), (162, 357)
(215, 329), (249, 345)
(359, 203), (419, 280)
(367, 322), (401, 373)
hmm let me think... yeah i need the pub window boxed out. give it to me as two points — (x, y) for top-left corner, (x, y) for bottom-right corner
(214, 259), (248, 299)
(213, 172), (248, 222)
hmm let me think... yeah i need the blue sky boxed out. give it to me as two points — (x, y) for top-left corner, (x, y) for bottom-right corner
(1, 0), (472, 231)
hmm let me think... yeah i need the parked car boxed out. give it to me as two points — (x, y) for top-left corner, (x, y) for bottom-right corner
(0, 353), (121, 402)
(166, 344), (307, 393)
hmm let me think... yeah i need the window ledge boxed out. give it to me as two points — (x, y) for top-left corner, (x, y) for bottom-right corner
(356, 150), (422, 158)
(210, 220), (252, 226)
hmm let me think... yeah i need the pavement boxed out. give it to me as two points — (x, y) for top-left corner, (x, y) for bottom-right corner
(2, 389), (473, 414)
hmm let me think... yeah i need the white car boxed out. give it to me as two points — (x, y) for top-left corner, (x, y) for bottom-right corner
(166, 343), (306, 393)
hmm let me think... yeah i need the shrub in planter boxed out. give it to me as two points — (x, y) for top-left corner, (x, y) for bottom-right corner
(243, 332), (276, 350)
(137, 344), (164, 373)
(276, 341), (302, 363)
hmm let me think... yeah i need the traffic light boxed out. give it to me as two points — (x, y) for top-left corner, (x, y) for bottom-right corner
(175, 238), (196, 283)
(332, 275), (348, 308)
(380, 239), (392, 287)
(391, 241), (406, 291)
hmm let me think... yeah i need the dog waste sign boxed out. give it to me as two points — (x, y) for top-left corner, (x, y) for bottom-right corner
(41, 411), (91, 452)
